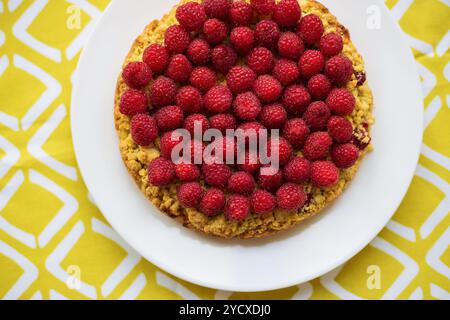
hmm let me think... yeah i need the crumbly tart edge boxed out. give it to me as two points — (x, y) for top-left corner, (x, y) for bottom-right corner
(114, 0), (375, 239)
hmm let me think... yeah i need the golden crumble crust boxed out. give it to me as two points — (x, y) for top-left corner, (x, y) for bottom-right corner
(114, 0), (375, 239)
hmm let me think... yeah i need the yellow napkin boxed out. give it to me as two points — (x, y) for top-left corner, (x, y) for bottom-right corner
(0, 0), (448, 299)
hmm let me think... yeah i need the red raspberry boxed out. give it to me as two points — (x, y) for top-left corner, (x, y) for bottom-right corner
(282, 85), (311, 115)
(186, 140), (207, 159)
(259, 103), (287, 129)
(283, 157), (310, 183)
(130, 114), (158, 146)
(250, 190), (276, 215)
(278, 32), (304, 60)
(188, 139), (206, 163)
(204, 85), (233, 113)
(191, 142), (209, 161)
(326, 88), (356, 116)
(184, 114), (210, 136)
(177, 182), (204, 208)
(212, 45), (238, 74)
(247, 47), (274, 75)
(320, 32), (343, 57)
(328, 116), (353, 143)
(165, 54), (192, 83)
(190, 67), (217, 92)
(149, 76), (177, 108)
(159, 131), (182, 159)
(307, 74), (332, 100)
(276, 183), (307, 211)
(273, 59), (300, 86)
(187, 39), (211, 65)
(122, 62), (152, 89)
(299, 50), (325, 78)
(160, 131), (183, 159)
(175, 163), (201, 182)
(164, 25), (190, 54)
(303, 101), (331, 131)
(226, 195), (250, 221)
(282, 118), (310, 148)
(199, 188), (226, 216)
(254, 20), (280, 49)
(209, 113), (237, 133)
(148, 157), (176, 186)
(228, 171), (256, 195)
(207, 135), (237, 163)
(230, 27), (255, 55)
(176, 86), (203, 114)
(203, 163), (232, 188)
(251, 0), (275, 16)
(119, 89), (149, 117)
(257, 166), (283, 192)
(331, 143), (359, 168)
(226, 66), (256, 94)
(237, 122), (266, 147)
(203, 18), (228, 45)
(273, 0), (301, 27)
(237, 121), (265, 135)
(208, 135), (237, 163)
(230, 1), (253, 26)
(239, 151), (261, 174)
(302, 131), (333, 160)
(176, 2), (207, 32)
(268, 137), (293, 165)
(310, 161), (339, 187)
(203, 0), (231, 20)
(325, 55), (353, 85)
(154, 105), (184, 132)
(143, 44), (169, 74)
(297, 14), (324, 45)
(253, 75), (282, 103)
(234, 92), (262, 121)
(189, 142), (206, 163)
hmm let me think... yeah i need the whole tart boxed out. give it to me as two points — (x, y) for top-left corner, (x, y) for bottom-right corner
(114, 0), (374, 239)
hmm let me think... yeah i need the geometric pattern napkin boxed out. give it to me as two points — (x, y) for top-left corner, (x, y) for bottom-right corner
(0, 0), (448, 299)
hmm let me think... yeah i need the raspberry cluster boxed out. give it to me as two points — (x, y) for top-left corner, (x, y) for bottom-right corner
(119, 0), (369, 222)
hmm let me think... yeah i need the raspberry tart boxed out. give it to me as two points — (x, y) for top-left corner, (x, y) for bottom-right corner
(114, 0), (374, 239)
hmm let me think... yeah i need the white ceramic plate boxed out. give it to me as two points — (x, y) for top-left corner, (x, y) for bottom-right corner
(71, 0), (423, 292)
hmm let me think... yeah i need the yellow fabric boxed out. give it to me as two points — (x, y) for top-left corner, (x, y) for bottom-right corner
(0, 0), (449, 300)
